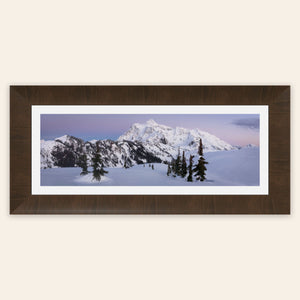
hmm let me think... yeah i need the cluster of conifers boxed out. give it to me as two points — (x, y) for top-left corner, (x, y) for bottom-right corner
(77, 144), (108, 182)
(167, 139), (208, 182)
(77, 139), (208, 182)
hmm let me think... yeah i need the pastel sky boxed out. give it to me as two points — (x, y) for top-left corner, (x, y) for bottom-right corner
(41, 114), (260, 146)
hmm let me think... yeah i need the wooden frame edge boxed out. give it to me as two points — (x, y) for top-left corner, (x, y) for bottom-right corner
(10, 85), (290, 214)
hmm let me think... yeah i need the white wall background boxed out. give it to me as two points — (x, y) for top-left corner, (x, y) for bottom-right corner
(0, 1), (299, 299)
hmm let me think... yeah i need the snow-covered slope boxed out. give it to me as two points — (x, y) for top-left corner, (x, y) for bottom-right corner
(41, 147), (259, 186)
(40, 135), (85, 168)
(118, 119), (234, 155)
(41, 135), (163, 169)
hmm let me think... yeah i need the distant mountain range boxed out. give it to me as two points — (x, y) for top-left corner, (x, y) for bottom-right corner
(41, 119), (246, 169)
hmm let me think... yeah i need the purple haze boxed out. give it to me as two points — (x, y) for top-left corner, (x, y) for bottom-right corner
(41, 114), (260, 146)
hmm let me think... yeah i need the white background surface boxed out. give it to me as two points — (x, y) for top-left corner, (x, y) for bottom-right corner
(32, 105), (268, 195)
(0, 1), (298, 300)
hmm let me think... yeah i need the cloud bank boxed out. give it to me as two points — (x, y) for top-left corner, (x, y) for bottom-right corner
(232, 117), (259, 130)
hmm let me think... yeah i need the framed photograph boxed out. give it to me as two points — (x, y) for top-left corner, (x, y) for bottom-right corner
(10, 86), (290, 214)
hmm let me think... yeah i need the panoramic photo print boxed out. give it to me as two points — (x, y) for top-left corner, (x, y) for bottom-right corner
(40, 113), (260, 187)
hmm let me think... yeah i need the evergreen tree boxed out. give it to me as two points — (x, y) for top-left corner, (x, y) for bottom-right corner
(92, 144), (108, 181)
(193, 156), (208, 182)
(198, 138), (204, 156)
(174, 148), (182, 176)
(171, 158), (176, 177)
(187, 155), (194, 182)
(79, 153), (88, 176)
(181, 151), (187, 177)
(167, 163), (171, 176)
(124, 159), (130, 169)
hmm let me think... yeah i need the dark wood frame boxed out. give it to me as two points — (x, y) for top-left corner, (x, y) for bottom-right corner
(10, 86), (290, 214)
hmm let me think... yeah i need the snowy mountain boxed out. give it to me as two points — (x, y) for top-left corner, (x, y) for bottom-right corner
(41, 135), (85, 168)
(243, 143), (258, 148)
(41, 135), (164, 169)
(40, 120), (236, 169)
(118, 119), (235, 156)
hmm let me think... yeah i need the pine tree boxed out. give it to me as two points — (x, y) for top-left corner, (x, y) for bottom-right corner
(170, 158), (176, 177)
(167, 163), (171, 176)
(198, 138), (204, 156)
(193, 156), (208, 182)
(124, 159), (130, 169)
(181, 151), (187, 177)
(187, 155), (194, 182)
(92, 144), (108, 181)
(79, 153), (88, 176)
(174, 148), (182, 176)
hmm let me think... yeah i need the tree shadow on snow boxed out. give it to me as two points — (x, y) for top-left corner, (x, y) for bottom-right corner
(204, 180), (214, 183)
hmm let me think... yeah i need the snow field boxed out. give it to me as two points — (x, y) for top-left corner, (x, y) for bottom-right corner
(41, 147), (259, 186)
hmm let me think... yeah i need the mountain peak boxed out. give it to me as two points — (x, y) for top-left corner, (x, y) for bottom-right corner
(55, 135), (70, 143)
(118, 120), (235, 153)
(146, 119), (158, 126)
(244, 143), (258, 148)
